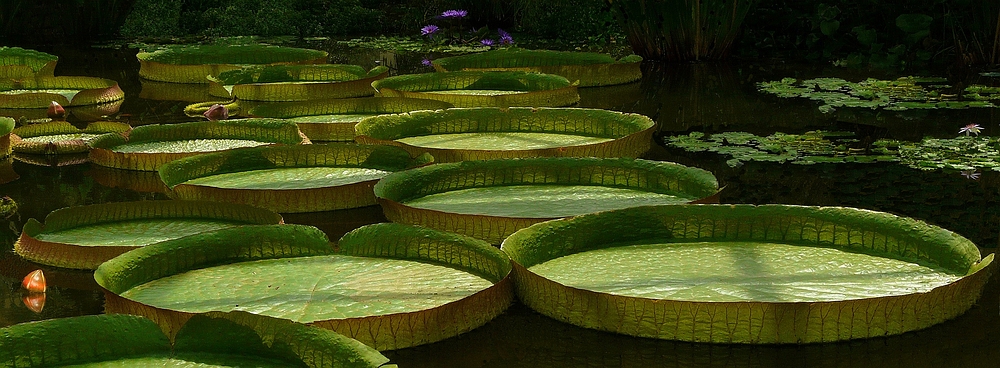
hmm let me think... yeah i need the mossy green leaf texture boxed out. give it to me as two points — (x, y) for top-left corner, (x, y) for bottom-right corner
(182, 167), (390, 190)
(403, 185), (698, 218)
(529, 241), (962, 302)
(119, 255), (494, 322)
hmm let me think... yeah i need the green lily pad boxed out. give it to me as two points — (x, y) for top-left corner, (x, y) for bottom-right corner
(0, 46), (57, 78)
(89, 118), (306, 171)
(0, 313), (394, 367)
(0, 77), (124, 108)
(207, 64), (389, 101)
(374, 157), (719, 244)
(758, 76), (997, 113)
(371, 71), (579, 108)
(501, 204), (994, 343)
(14, 200), (283, 269)
(137, 44), (329, 83)
(432, 48), (643, 87)
(12, 121), (131, 155)
(355, 107), (655, 162)
(159, 144), (432, 213)
(185, 97), (454, 142)
(1, 117), (13, 158)
(96, 223), (513, 350)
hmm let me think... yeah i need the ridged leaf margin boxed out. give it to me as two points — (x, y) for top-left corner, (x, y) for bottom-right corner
(432, 48), (643, 87)
(500, 204), (995, 343)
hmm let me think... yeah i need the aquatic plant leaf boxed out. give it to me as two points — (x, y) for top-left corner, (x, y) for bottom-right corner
(1, 117), (13, 158)
(501, 205), (993, 343)
(664, 131), (883, 167)
(371, 71), (579, 108)
(355, 107), (655, 162)
(97, 223), (512, 350)
(431, 48), (642, 87)
(0, 314), (170, 367)
(208, 65), (389, 101)
(187, 97), (453, 141)
(12, 121), (130, 155)
(0, 76), (124, 108)
(159, 144), (429, 213)
(0, 313), (393, 367)
(14, 200), (282, 269)
(758, 76), (996, 113)
(89, 118), (305, 171)
(137, 44), (329, 83)
(374, 157), (719, 243)
(0, 46), (57, 78)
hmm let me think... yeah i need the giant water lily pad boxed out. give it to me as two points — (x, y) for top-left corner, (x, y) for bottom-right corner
(11, 121), (131, 155)
(0, 313), (394, 367)
(371, 71), (579, 107)
(14, 200), (283, 269)
(432, 48), (643, 87)
(137, 44), (329, 83)
(374, 157), (720, 244)
(207, 64), (389, 101)
(88, 118), (306, 171)
(501, 204), (994, 344)
(355, 107), (655, 162)
(96, 223), (513, 350)
(159, 143), (433, 213)
(0, 47), (57, 78)
(0, 77), (124, 108)
(185, 97), (454, 141)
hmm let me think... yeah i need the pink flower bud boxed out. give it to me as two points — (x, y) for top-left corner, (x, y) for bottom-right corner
(203, 104), (229, 121)
(47, 101), (65, 119)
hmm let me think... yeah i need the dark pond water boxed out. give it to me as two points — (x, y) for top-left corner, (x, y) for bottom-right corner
(1, 42), (998, 367)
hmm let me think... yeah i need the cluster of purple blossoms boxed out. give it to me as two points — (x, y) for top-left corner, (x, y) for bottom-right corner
(439, 9), (467, 19)
(480, 29), (514, 47)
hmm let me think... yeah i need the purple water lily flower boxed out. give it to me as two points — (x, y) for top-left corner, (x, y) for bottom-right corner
(498, 28), (514, 44)
(480, 39), (495, 46)
(961, 170), (981, 180)
(421, 25), (439, 36)
(959, 123), (983, 136)
(421, 59), (433, 67)
(439, 9), (467, 19)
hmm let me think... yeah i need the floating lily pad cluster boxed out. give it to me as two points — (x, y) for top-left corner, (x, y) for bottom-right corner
(665, 131), (897, 167)
(758, 77), (994, 113)
(665, 130), (1000, 172)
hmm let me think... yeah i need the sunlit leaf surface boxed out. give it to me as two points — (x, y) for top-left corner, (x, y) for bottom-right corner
(183, 167), (390, 190)
(404, 185), (696, 218)
(530, 241), (962, 302)
(120, 255), (493, 322)
(112, 139), (268, 153)
(34, 219), (241, 246)
(397, 132), (613, 150)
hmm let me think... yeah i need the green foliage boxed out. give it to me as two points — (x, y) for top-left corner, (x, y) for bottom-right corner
(517, 0), (620, 42)
(666, 130), (1000, 173)
(758, 77), (995, 113)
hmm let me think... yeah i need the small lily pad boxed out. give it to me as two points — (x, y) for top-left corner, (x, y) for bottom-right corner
(207, 64), (389, 101)
(0, 77), (124, 108)
(12, 121), (131, 155)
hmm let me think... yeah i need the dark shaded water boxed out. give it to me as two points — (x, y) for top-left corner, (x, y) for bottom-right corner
(1, 42), (998, 367)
